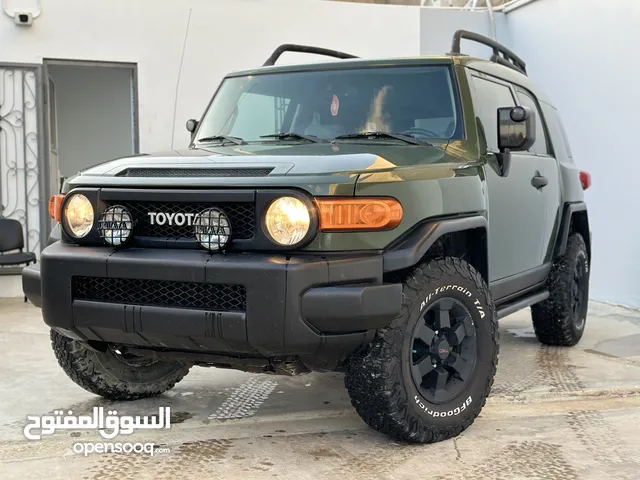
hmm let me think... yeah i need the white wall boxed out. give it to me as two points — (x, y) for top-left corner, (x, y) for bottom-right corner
(0, 0), (422, 153)
(48, 65), (134, 178)
(419, 8), (510, 56)
(505, 0), (640, 307)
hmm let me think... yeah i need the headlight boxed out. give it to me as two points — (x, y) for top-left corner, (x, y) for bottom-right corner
(264, 196), (311, 246)
(63, 194), (94, 238)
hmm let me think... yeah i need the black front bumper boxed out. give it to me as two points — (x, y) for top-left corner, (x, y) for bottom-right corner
(23, 242), (401, 360)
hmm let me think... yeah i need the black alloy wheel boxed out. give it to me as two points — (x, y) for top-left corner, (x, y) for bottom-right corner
(410, 297), (477, 404)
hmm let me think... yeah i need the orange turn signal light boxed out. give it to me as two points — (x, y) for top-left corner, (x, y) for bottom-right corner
(315, 198), (403, 231)
(48, 194), (65, 222)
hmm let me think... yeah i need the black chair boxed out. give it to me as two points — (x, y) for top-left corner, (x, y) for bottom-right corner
(0, 218), (37, 302)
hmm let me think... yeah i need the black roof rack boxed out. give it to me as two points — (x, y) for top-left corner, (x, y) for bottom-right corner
(263, 44), (358, 67)
(448, 29), (527, 76)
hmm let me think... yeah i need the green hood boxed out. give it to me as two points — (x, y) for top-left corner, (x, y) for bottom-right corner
(67, 142), (474, 196)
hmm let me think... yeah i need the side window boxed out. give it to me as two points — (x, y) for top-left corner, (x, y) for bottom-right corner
(540, 101), (574, 161)
(556, 114), (574, 159)
(471, 76), (516, 151)
(515, 88), (549, 155)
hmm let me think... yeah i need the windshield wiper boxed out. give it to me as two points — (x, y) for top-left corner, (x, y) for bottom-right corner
(197, 135), (246, 145)
(334, 131), (433, 146)
(260, 132), (327, 143)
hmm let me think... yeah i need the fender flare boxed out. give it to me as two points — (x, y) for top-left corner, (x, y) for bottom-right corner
(553, 201), (590, 260)
(382, 215), (488, 273)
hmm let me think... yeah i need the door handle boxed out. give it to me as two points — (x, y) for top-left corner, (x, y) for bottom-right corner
(531, 174), (548, 189)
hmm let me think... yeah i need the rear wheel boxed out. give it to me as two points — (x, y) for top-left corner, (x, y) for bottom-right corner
(531, 233), (590, 346)
(51, 330), (190, 400)
(345, 257), (498, 443)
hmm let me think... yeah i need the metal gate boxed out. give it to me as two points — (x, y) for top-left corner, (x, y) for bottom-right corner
(0, 64), (45, 265)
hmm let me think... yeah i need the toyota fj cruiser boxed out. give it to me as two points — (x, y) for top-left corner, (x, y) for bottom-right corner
(23, 31), (592, 443)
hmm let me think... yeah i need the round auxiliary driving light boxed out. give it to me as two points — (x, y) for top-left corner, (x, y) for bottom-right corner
(63, 194), (94, 238)
(264, 196), (311, 246)
(193, 208), (232, 251)
(98, 205), (133, 246)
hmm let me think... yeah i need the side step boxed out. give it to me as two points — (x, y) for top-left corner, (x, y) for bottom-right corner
(496, 290), (549, 319)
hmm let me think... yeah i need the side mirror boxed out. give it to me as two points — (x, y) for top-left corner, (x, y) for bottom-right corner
(494, 106), (536, 177)
(186, 118), (199, 133)
(497, 106), (536, 151)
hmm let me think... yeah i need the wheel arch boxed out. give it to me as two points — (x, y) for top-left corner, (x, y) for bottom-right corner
(553, 202), (591, 261)
(383, 215), (489, 282)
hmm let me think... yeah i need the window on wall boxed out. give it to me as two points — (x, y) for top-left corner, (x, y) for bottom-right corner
(471, 76), (516, 151)
(515, 88), (549, 155)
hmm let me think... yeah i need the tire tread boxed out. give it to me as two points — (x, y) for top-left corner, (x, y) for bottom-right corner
(51, 330), (190, 400)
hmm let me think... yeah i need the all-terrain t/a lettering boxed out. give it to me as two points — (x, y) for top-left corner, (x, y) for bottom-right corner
(421, 285), (474, 311)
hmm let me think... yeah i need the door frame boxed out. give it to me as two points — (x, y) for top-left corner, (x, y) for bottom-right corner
(41, 59), (140, 235)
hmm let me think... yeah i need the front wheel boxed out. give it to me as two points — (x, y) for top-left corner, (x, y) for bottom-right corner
(51, 330), (191, 400)
(345, 257), (499, 443)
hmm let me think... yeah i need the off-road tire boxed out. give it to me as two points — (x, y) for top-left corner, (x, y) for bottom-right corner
(531, 233), (590, 346)
(51, 330), (190, 400)
(345, 257), (499, 443)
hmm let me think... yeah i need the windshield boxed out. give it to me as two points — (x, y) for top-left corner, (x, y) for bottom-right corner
(195, 65), (462, 144)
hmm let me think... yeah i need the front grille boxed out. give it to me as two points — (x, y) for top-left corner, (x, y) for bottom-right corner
(73, 276), (246, 311)
(119, 202), (254, 240)
(117, 167), (273, 178)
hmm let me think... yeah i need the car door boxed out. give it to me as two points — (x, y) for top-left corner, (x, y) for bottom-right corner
(512, 86), (561, 265)
(469, 72), (547, 283)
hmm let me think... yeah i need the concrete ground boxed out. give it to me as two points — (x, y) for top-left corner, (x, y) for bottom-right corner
(2, 299), (640, 479)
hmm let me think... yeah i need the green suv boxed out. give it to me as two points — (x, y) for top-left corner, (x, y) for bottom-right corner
(23, 30), (591, 443)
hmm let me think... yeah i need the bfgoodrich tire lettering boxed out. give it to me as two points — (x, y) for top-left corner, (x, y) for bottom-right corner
(51, 330), (190, 400)
(345, 257), (499, 443)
